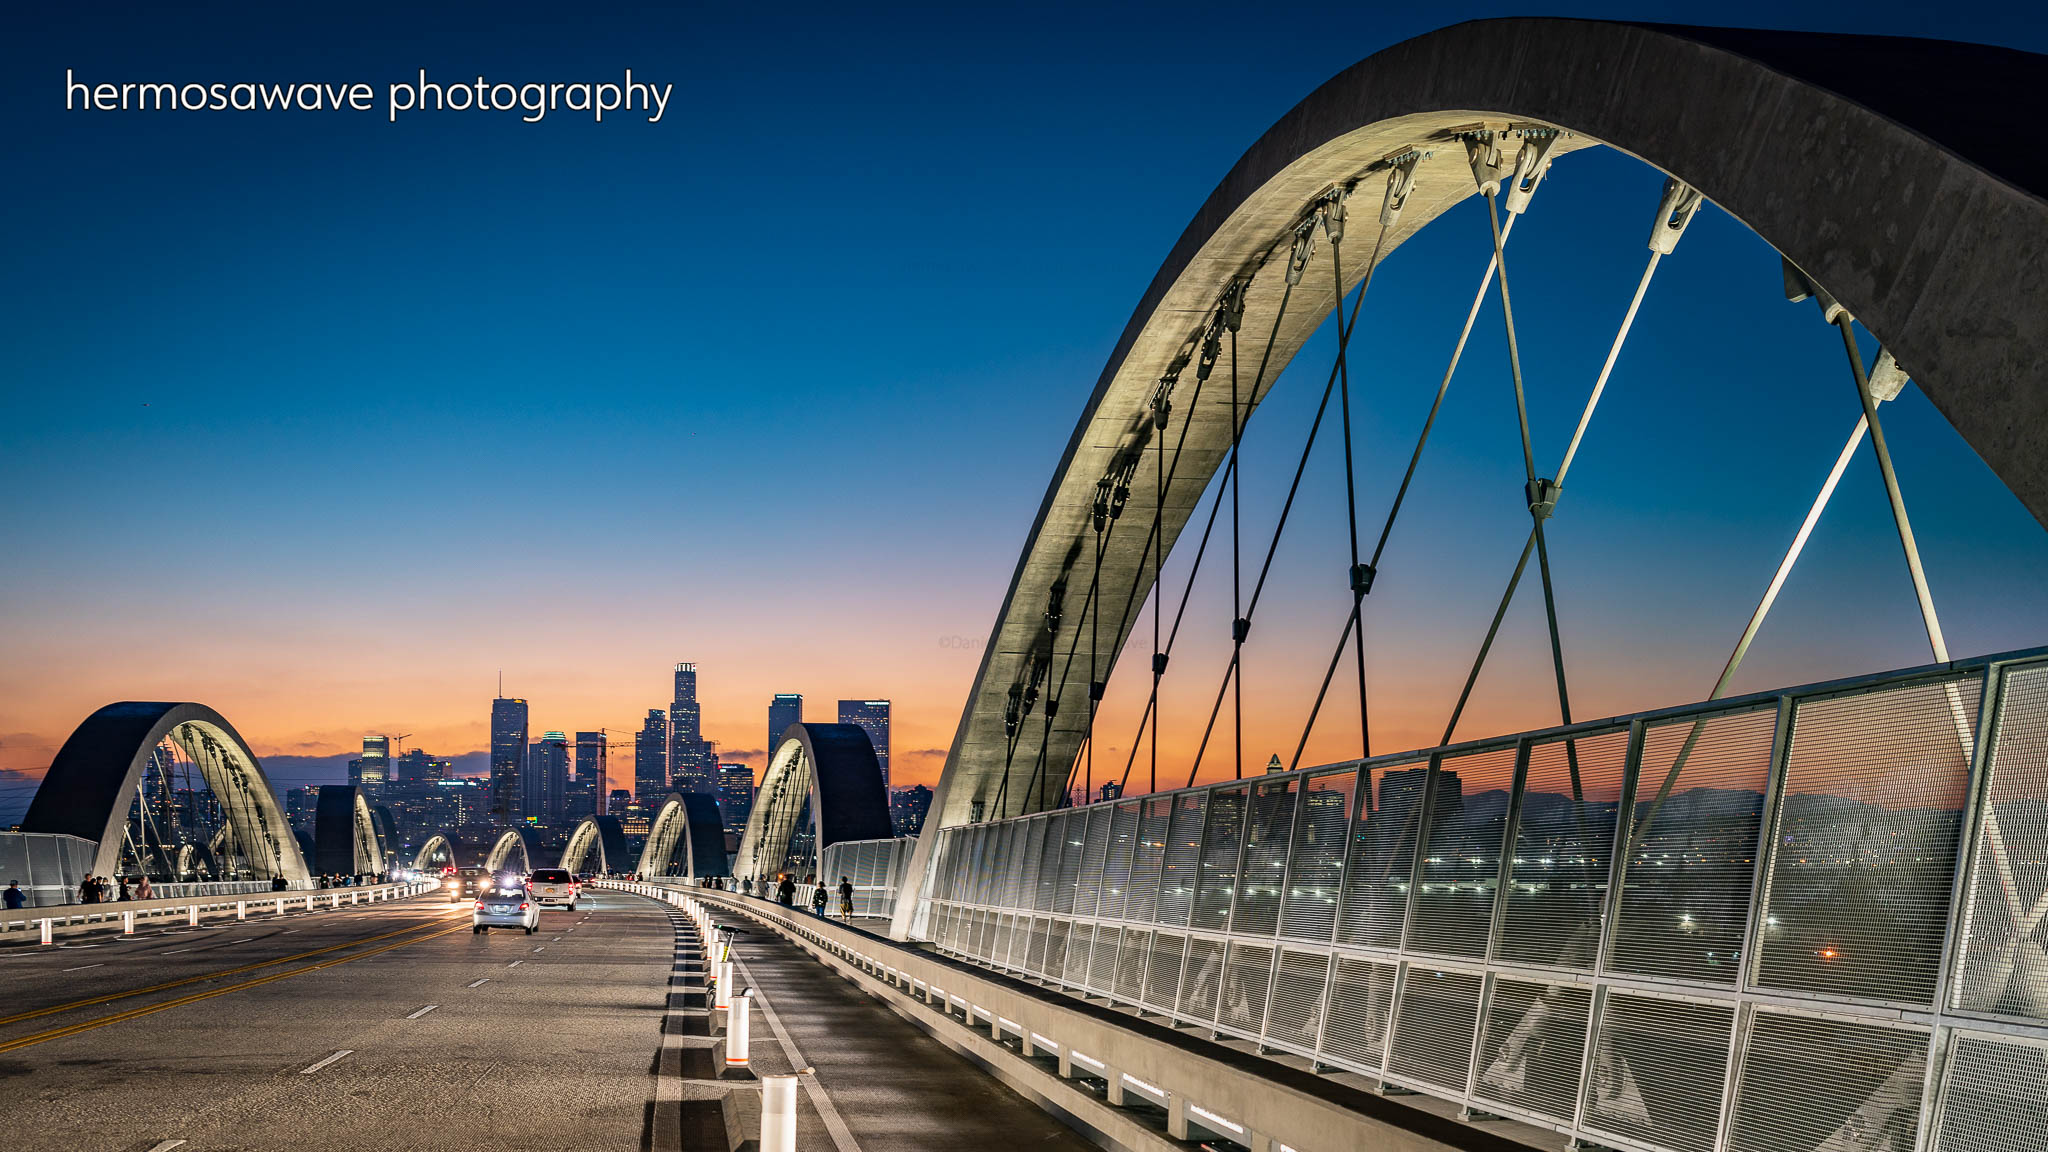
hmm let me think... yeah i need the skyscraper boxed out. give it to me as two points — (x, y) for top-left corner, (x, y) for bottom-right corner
(572, 731), (607, 819)
(359, 736), (391, 784)
(489, 696), (528, 821)
(523, 731), (570, 821)
(718, 762), (755, 832)
(768, 693), (803, 750)
(634, 708), (667, 803)
(837, 700), (891, 788)
(668, 662), (716, 796)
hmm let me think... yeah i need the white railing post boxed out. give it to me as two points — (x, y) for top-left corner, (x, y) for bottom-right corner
(277, 897), (287, 915)
(351, 891), (358, 905)
(187, 905), (199, 927)
(727, 988), (754, 1069)
(237, 900), (247, 921)
(123, 910), (135, 935)
(40, 917), (53, 945)
(761, 1074), (798, 1152)
(307, 894), (316, 911)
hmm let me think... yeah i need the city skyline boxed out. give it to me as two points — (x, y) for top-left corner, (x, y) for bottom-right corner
(5, 4), (2048, 826)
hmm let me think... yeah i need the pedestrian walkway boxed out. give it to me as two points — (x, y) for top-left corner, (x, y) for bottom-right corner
(687, 900), (1098, 1152)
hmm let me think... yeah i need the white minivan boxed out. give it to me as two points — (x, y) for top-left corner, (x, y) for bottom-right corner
(529, 868), (580, 910)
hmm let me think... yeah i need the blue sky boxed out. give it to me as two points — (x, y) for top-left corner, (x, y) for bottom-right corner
(3, 1), (2045, 819)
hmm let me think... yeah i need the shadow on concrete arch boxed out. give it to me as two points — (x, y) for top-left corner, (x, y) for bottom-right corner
(637, 793), (728, 880)
(22, 701), (311, 888)
(313, 785), (387, 876)
(733, 723), (891, 888)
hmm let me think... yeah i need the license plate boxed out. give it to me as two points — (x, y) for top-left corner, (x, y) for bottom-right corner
(489, 905), (512, 914)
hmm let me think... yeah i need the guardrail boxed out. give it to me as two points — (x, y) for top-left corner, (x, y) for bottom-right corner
(915, 648), (2048, 1152)
(606, 878), (1499, 1152)
(0, 881), (436, 943)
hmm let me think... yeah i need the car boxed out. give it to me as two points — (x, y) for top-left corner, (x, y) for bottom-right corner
(472, 883), (539, 934)
(447, 867), (489, 903)
(529, 868), (579, 910)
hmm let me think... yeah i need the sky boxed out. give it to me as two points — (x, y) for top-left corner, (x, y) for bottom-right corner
(4, 1), (2045, 821)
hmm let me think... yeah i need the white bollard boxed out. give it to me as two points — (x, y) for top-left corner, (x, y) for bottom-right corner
(761, 1075), (798, 1152)
(40, 918), (53, 946)
(351, 891), (359, 905)
(277, 897), (287, 915)
(307, 895), (316, 911)
(123, 910), (135, 935)
(237, 901), (247, 921)
(727, 988), (755, 1069)
(187, 905), (199, 927)
(716, 960), (734, 1009)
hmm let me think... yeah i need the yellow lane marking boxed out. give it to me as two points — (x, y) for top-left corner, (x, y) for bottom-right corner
(0, 922), (472, 1054)
(0, 909), (463, 1028)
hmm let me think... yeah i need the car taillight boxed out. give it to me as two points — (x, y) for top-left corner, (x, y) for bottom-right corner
(474, 901), (485, 910)
(519, 902), (530, 910)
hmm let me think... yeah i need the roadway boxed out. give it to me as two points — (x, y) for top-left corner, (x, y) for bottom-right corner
(0, 888), (1099, 1152)
(0, 887), (669, 1150)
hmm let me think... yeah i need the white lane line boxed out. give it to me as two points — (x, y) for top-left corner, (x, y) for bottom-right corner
(734, 955), (862, 1152)
(508, 960), (523, 967)
(531, 946), (545, 953)
(160, 949), (191, 955)
(299, 1049), (352, 1075)
(406, 1005), (439, 1020)
(466, 978), (489, 989)
(61, 963), (103, 972)
(145, 1141), (186, 1152)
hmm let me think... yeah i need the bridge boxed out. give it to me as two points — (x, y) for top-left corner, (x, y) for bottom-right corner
(2, 20), (2043, 1152)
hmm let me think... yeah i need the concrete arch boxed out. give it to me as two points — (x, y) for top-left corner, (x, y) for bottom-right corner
(733, 723), (891, 888)
(21, 702), (310, 888)
(896, 20), (2048, 937)
(411, 832), (462, 871)
(313, 785), (386, 876)
(562, 814), (630, 875)
(911, 16), (2048, 850)
(482, 828), (537, 874)
(637, 793), (730, 880)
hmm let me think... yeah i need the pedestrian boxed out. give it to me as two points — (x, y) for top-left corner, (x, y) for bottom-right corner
(136, 875), (154, 901)
(777, 873), (796, 907)
(838, 876), (854, 919)
(4, 881), (24, 910)
(118, 876), (133, 902)
(78, 875), (95, 904)
(810, 881), (828, 917)
(271, 875), (287, 892)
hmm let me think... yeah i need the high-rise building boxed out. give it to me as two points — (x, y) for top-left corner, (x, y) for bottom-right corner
(607, 789), (632, 817)
(634, 708), (668, 802)
(359, 736), (391, 784)
(394, 748), (440, 783)
(523, 732), (570, 821)
(718, 762), (755, 831)
(668, 662), (716, 796)
(573, 731), (607, 820)
(768, 693), (803, 751)
(890, 784), (932, 836)
(837, 700), (891, 788)
(490, 697), (529, 820)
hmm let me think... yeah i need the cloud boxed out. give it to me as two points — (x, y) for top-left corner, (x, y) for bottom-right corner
(898, 748), (948, 762)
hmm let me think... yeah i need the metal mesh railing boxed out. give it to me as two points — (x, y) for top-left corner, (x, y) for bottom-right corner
(817, 835), (916, 919)
(915, 649), (2048, 1152)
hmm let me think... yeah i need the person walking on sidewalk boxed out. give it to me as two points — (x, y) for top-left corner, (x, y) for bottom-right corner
(837, 876), (854, 920)
(810, 881), (828, 917)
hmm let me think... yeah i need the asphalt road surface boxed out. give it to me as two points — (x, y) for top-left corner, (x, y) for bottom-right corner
(0, 888), (1099, 1152)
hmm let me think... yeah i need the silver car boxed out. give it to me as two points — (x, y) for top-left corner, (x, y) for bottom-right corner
(471, 882), (539, 934)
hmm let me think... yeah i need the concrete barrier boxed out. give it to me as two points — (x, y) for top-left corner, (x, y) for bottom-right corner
(0, 882), (431, 944)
